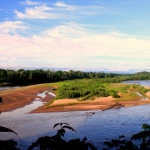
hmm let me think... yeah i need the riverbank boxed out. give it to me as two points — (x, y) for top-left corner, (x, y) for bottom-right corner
(1, 84), (150, 113)
(32, 91), (150, 113)
(0, 84), (54, 112)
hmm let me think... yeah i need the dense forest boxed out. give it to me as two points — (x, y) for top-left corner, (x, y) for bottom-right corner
(0, 68), (150, 85)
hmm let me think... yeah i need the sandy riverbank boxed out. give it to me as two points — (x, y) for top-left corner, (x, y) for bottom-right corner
(0, 84), (54, 112)
(1, 84), (150, 113)
(32, 91), (150, 113)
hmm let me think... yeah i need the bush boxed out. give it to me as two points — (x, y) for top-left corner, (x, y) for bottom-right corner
(111, 92), (120, 98)
(28, 123), (97, 150)
(104, 124), (150, 150)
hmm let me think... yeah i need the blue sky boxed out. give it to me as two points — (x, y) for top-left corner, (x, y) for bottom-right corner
(0, 0), (150, 72)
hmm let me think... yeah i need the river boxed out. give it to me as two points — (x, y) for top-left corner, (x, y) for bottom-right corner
(1, 81), (150, 149)
(0, 85), (22, 91)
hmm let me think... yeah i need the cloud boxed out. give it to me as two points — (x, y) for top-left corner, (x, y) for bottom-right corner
(14, 5), (62, 19)
(0, 21), (27, 34)
(41, 22), (86, 38)
(1, 23), (150, 69)
(21, 0), (42, 5)
(54, 1), (75, 10)
(14, 1), (108, 20)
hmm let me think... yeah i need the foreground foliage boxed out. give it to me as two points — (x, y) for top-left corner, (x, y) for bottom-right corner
(28, 123), (97, 150)
(0, 97), (20, 150)
(103, 124), (150, 150)
(2, 120), (150, 149)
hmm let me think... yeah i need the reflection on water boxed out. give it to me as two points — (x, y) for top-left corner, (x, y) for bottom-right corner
(1, 81), (150, 149)
(121, 80), (150, 86)
(0, 86), (22, 91)
(1, 91), (56, 116)
(37, 91), (56, 98)
(1, 106), (150, 149)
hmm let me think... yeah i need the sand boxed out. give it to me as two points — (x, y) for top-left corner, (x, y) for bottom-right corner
(0, 84), (54, 112)
(1, 84), (150, 113)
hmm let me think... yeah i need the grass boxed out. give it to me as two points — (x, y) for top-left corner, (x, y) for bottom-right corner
(43, 79), (150, 104)
(46, 99), (55, 106)
(114, 93), (141, 102)
(4, 79), (148, 104)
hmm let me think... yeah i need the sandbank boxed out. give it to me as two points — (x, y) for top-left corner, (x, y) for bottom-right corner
(32, 91), (150, 113)
(0, 84), (54, 112)
(1, 84), (150, 113)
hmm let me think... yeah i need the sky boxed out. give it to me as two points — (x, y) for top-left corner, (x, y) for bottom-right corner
(0, 0), (150, 72)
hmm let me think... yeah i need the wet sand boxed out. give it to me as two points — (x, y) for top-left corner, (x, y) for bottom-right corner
(0, 84), (54, 112)
(1, 84), (150, 113)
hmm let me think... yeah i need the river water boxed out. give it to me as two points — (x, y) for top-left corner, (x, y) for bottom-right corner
(0, 85), (22, 91)
(1, 81), (150, 149)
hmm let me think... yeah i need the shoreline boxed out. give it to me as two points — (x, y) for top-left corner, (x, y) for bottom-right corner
(1, 84), (150, 113)
(32, 93), (150, 113)
(0, 84), (54, 112)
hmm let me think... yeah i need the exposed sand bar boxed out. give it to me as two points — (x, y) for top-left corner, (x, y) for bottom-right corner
(0, 84), (54, 112)
(1, 84), (150, 113)
(32, 91), (150, 113)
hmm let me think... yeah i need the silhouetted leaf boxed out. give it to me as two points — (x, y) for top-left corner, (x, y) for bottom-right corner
(0, 140), (19, 150)
(62, 125), (76, 132)
(104, 141), (113, 147)
(0, 97), (2, 103)
(124, 141), (135, 149)
(142, 124), (150, 131)
(53, 122), (69, 128)
(111, 139), (119, 147)
(0, 126), (20, 139)
(131, 130), (150, 141)
(119, 135), (125, 139)
(82, 137), (87, 142)
(88, 143), (97, 150)
(53, 123), (60, 128)
(57, 129), (66, 136)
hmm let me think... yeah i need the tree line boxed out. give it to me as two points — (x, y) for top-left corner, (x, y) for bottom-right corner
(0, 68), (150, 85)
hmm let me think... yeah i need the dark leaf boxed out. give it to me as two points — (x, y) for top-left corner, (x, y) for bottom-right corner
(142, 124), (150, 131)
(62, 125), (76, 132)
(53, 122), (69, 128)
(131, 130), (150, 141)
(53, 123), (60, 128)
(0, 126), (20, 139)
(0, 140), (19, 150)
(119, 135), (125, 139)
(82, 137), (87, 142)
(0, 97), (2, 103)
(88, 143), (97, 150)
(57, 129), (66, 136)
(104, 141), (113, 148)
(111, 139), (119, 147)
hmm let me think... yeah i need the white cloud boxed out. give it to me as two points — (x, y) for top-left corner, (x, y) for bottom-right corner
(1, 23), (150, 69)
(14, 5), (62, 19)
(54, 1), (75, 10)
(0, 21), (27, 34)
(14, 2), (107, 20)
(41, 22), (86, 38)
(21, 0), (42, 5)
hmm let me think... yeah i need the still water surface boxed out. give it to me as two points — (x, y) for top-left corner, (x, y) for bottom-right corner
(1, 80), (150, 149)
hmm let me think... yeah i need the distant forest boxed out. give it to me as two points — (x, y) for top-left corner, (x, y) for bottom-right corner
(0, 68), (150, 85)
